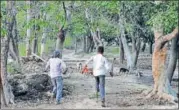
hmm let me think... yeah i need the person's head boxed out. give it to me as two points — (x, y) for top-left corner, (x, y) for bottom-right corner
(97, 46), (104, 54)
(53, 50), (60, 58)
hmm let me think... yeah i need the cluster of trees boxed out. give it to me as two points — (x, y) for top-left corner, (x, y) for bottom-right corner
(1, 1), (178, 106)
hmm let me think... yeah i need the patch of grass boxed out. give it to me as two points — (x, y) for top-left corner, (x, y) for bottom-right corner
(7, 64), (14, 74)
(18, 39), (55, 56)
(106, 47), (119, 54)
(64, 36), (73, 48)
(19, 43), (26, 56)
(45, 39), (55, 53)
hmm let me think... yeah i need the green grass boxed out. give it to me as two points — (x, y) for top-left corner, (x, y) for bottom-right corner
(18, 38), (56, 56)
(106, 47), (119, 54)
(18, 37), (72, 56)
(64, 36), (73, 48)
(19, 43), (26, 56)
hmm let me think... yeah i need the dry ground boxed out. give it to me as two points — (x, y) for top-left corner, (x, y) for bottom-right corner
(2, 49), (178, 109)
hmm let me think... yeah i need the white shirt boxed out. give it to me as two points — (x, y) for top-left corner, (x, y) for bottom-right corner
(85, 54), (110, 76)
(45, 58), (66, 78)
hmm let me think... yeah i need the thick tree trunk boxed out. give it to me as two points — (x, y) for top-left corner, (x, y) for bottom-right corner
(120, 32), (140, 73)
(1, 38), (15, 107)
(167, 37), (178, 84)
(26, 1), (31, 56)
(1, 1), (15, 106)
(121, 36), (133, 69)
(56, 37), (64, 58)
(118, 17), (135, 71)
(119, 37), (124, 64)
(148, 27), (178, 102)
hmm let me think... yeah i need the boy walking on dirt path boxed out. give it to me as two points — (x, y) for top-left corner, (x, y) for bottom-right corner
(85, 46), (113, 107)
(44, 50), (67, 105)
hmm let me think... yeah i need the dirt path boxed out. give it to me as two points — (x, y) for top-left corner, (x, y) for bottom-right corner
(3, 50), (178, 109)
(17, 70), (177, 109)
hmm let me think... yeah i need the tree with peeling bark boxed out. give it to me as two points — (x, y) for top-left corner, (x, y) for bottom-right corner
(144, 1), (179, 103)
(147, 27), (178, 102)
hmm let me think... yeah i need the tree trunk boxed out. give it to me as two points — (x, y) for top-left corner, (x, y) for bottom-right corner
(148, 27), (178, 102)
(90, 42), (94, 52)
(9, 38), (17, 60)
(75, 37), (77, 53)
(40, 28), (47, 57)
(120, 32), (140, 73)
(141, 42), (146, 52)
(132, 38), (141, 69)
(1, 1), (15, 106)
(119, 37), (124, 64)
(26, 1), (31, 56)
(149, 41), (153, 54)
(86, 36), (88, 53)
(56, 36), (64, 58)
(83, 36), (86, 52)
(55, 2), (69, 58)
(121, 35), (133, 69)
(32, 37), (38, 54)
(40, 1), (47, 57)
(12, 13), (20, 65)
(32, 4), (38, 55)
(167, 37), (178, 84)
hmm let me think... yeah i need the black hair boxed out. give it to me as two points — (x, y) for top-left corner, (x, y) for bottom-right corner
(53, 50), (60, 58)
(97, 46), (104, 54)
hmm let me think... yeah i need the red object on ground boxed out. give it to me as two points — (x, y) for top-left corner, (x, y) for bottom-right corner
(81, 66), (89, 74)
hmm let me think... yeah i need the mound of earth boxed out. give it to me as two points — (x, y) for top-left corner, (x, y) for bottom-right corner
(9, 73), (72, 103)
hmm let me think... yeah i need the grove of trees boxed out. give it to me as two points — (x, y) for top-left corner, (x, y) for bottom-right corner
(1, 1), (178, 107)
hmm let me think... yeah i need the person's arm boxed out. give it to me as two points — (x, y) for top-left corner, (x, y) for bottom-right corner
(44, 60), (50, 72)
(85, 56), (93, 66)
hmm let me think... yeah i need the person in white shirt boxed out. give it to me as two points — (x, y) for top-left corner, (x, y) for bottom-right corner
(85, 46), (113, 107)
(44, 50), (67, 105)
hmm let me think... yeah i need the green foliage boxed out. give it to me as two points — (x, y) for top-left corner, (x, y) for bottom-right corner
(2, 1), (178, 56)
(146, 1), (178, 34)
